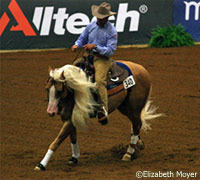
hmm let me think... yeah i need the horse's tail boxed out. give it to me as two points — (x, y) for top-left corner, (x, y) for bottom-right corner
(140, 88), (165, 132)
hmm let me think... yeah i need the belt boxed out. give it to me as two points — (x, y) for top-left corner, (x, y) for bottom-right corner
(91, 51), (109, 60)
(84, 50), (109, 60)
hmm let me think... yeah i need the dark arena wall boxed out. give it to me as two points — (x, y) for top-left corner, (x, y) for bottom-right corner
(1, 0), (199, 50)
(1, 0), (173, 50)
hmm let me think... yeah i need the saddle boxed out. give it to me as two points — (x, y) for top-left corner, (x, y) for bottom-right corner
(108, 62), (129, 86)
(74, 55), (135, 96)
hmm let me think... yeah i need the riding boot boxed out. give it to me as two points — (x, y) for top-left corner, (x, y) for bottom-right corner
(97, 105), (108, 125)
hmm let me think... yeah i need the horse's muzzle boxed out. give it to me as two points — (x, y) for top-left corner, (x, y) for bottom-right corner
(47, 102), (58, 117)
(48, 112), (56, 117)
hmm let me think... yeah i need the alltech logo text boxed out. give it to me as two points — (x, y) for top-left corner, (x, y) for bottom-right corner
(184, 1), (200, 20)
(0, 0), (149, 36)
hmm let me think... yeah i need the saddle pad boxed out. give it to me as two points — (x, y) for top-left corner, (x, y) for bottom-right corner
(116, 61), (132, 75)
(107, 61), (136, 97)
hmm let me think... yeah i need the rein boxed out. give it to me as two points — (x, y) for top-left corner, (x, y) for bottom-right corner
(72, 48), (84, 64)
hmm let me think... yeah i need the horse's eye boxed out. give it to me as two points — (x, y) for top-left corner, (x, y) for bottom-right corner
(55, 83), (63, 92)
(46, 77), (54, 90)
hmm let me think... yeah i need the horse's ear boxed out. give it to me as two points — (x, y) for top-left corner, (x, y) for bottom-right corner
(48, 66), (53, 73)
(60, 71), (65, 80)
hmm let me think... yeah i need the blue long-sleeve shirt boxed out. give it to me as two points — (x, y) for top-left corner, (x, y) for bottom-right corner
(75, 21), (117, 57)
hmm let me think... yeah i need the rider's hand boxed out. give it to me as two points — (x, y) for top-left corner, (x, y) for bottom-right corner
(72, 45), (78, 52)
(83, 44), (96, 51)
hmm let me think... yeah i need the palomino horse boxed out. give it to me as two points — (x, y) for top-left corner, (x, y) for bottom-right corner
(34, 60), (163, 171)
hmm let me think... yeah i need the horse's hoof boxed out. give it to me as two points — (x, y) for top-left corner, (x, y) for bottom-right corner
(98, 118), (108, 125)
(34, 163), (46, 171)
(68, 157), (78, 165)
(137, 140), (145, 150)
(122, 150), (139, 161)
(122, 153), (131, 161)
(131, 150), (139, 160)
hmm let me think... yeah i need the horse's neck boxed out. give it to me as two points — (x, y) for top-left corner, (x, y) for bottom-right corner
(62, 90), (75, 106)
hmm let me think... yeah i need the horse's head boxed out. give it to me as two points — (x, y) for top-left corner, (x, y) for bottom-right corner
(46, 67), (68, 117)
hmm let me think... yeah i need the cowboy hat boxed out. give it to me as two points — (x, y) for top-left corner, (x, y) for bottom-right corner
(91, 2), (116, 19)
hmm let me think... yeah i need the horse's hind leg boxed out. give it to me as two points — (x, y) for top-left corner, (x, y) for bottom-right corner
(121, 111), (144, 161)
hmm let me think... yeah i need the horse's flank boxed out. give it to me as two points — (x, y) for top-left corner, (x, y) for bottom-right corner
(116, 60), (163, 131)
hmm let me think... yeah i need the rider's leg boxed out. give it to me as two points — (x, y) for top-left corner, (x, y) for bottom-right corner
(94, 58), (112, 123)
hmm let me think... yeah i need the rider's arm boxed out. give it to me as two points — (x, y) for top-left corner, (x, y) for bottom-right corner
(95, 32), (117, 57)
(75, 26), (89, 48)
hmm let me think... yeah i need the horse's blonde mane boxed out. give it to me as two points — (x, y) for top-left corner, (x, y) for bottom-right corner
(51, 65), (96, 129)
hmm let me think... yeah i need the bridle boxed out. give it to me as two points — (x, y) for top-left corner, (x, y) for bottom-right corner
(46, 77), (69, 101)
(72, 48), (84, 64)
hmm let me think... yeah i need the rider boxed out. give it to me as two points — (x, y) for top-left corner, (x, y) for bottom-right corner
(72, 2), (117, 124)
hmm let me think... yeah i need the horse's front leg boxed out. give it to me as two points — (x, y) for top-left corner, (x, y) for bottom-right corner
(34, 120), (75, 171)
(68, 125), (80, 165)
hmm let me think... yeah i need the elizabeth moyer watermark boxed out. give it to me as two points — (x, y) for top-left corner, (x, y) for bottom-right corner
(136, 171), (198, 179)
